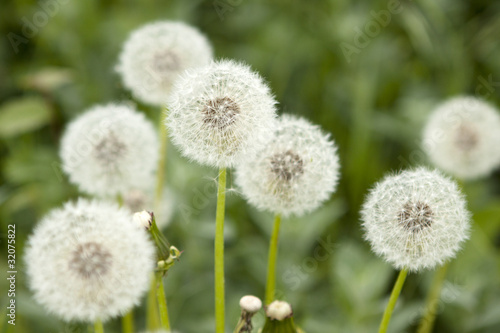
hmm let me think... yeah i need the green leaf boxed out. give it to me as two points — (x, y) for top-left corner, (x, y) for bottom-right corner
(0, 96), (52, 138)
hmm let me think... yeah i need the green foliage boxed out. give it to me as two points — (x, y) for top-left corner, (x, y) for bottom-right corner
(1, 0), (500, 333)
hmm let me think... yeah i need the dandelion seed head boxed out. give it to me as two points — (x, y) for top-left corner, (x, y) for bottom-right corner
(423, 96), (500, 179)
(60, 104), (159, 197)
(167, 60), (278, 168)
(116, 21), (213, 105)
(361, 168), (471, 272)
(235, 115), (340, 217)
(25, 199), (155, 322)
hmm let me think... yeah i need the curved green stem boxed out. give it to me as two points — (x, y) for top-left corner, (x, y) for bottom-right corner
(94, 320), (104, 333)
(155, 108), (168, 215)
(121, 311), (133, 333)
(378, 268), (408, 333)
(265, 214), (282, 305)
(215, 168), (227, 333)
(156, 275), (171, 331)
(417, 263), (450, 333)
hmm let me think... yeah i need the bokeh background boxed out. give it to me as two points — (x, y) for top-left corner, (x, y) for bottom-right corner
(1, 0), (500, 332)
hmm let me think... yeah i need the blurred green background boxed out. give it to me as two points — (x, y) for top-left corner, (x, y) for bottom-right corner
(1, 0), (500, 332)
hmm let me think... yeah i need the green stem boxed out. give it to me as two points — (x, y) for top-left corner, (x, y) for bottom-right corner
(215, 168), (227, 333)
(94, 320), (104, 333)
(156, 275), (171, 331)
(265, 214), (282, 305)
(121, 311), (133, 333)
(146, 274), (160, 330)
(155, 109), (168, 215)
(417, 263), (450, 333)
(378, 268), (408, 333)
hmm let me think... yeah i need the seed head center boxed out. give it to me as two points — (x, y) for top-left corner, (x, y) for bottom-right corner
(94, 132), (127, 165)
(399, 201), (433, 233)
(454, 124), (478, 152)
(202, 97), (240, 129)
(270, 150), (304, 181)
(69, 242), (112, 278)
(152, 50), (181, 74)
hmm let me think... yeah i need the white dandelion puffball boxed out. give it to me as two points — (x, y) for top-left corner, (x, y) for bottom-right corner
(60, 104), (159, 197)
(117, 21), (213, 105)
(25, 199), (156, 322)
(361, 168), (471, 272)
(235, 115), (340, 217)
(167, 60), (278, 168)
(423, 96), (500, 179)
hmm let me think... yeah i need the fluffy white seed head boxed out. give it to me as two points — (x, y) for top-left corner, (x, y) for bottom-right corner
(361, 168), (471, 272)
(235, 115), (340, 217)
(116, 21), (213, 105)
(239, 295), (262, 313)
(266, 301), (293, 321)
(423, 96), (500, 179)
(25, 199), (156, 322)
(60, 104), (159, 197)
(167, 60), (278, 168)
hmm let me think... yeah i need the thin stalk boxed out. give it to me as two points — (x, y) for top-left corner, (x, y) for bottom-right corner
(155, 109), (168, 214)
(417, 263), (450, 333)
(265, 214), (282, 305)
(94, 320), (104, 333)
(146, 274), (160, 330)
(378, 268), (408, 333)
(156, 275), (171, 331)
(215, 168), (227, 333)
(121, 311), (133, 333)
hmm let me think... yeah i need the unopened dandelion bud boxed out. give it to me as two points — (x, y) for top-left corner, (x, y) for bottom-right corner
(240, 295), (262, 314)
(133, 210), (153, 229)
(361, 167), (471, 272)
(261, 301), (298, 333)
(423, 96), (500, 179)
(234, 295), (262, 332)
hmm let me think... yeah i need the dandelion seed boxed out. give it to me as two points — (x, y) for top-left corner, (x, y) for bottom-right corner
(423, 96), (500, 179)
(116, 21), (213, 105)
(361, 167), (471, 272)
(266, 301), (293, 321)
(60, 104), (159, 197)
(167, 60), (278, 168)
(25, 199), (156, 322)
(235, 115), (340, 217)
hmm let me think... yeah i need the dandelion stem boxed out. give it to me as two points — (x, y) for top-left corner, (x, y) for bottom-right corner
(156, 275), (171, 331)
(146, 274), (160, 330)
(121, 311), (133, 333)
(378, 268), (408, 333)
(417, 263), (450, 333)
(215, 168), (227, 333)
(94, 320), (104, 333)
(155, 108), (168, 215)
(265, 214), (282, 305)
